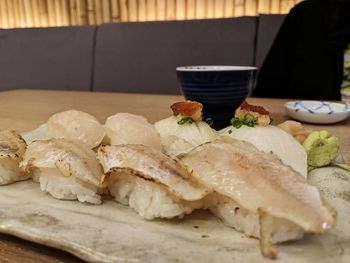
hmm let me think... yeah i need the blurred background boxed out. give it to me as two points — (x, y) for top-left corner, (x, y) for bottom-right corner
(0, 0), (302, 28)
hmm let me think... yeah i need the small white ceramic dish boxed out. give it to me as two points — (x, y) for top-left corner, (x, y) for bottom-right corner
(284, 101), (350, 124)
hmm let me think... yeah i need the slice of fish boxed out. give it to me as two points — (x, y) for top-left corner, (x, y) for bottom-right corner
(47, 110), (106, 149)
(97, 144), (210, 201)
(104, 113), (162, 150)
(180, 139), (335, 233)
(219, 125), (308, 177)
(154, 115), (219, 157)
(0, 130), (26, 160)
(0, 130), (29, 185)
(179, 139), (336, 258)
(20, 138), (105, 186)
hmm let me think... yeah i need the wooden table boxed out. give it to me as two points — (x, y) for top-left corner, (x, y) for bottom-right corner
(0, 89), (349, 263)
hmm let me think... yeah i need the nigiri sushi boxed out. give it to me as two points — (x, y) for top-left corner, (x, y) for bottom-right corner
(104, 113), (161, 150)
(220, 125), (308, 177)
(20, 138), (105, 204)
(0, 130), (29, 185)
(47, 110), (106, 149)
(155, 101), (218, 157)
(97, 144), (210, 220)
(179, 138), (336, 259)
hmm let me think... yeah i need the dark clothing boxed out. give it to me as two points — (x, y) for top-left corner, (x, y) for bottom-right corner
(254, 0), (350, 100)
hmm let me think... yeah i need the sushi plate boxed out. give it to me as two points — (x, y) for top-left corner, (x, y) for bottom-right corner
(0, 168), (349, 263)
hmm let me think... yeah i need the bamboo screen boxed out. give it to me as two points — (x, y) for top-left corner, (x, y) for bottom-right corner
(0, 0), (302, 29)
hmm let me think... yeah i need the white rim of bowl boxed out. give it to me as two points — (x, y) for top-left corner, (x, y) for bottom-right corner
(284, 101), (350, 114)
(176, 66), (257, 71)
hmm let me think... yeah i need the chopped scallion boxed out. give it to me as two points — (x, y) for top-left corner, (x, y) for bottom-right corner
(177, 117), (194, 125)
(230, 114), (259, 129)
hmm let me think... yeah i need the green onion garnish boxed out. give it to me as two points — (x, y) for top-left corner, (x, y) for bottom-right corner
(178, 117), (194, 125)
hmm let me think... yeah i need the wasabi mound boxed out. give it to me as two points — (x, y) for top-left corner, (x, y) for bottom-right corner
(303, 130), (340, 170)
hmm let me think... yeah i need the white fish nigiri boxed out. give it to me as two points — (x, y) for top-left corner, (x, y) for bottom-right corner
(21, 123), (49, 145)
(220, 125), (308, 177)
(0, 130), (29, 185)
(154, 116), (218, 157)
(20, 138), (105, 204)
(97, 144), (210, 219)
(104, 113), (161, 150)
(179, 139), (336, 258)
(46, 110), (105, 149)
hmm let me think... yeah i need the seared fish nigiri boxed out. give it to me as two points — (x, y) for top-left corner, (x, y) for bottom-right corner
(97, 144), (210, 219)
(179, 139), (336, 259)
(20, 138), (105, 204)
(0, 130), (29, 185)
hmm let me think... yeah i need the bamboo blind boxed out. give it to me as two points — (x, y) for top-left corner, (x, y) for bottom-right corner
(0, 0), (302, 29)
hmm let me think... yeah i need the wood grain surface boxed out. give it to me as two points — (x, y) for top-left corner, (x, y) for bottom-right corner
(0, 89), (349, 263)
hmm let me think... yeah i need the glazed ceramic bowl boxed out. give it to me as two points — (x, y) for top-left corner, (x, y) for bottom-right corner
(284, 100), (350, 124)
(176, 65), (257, 129)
